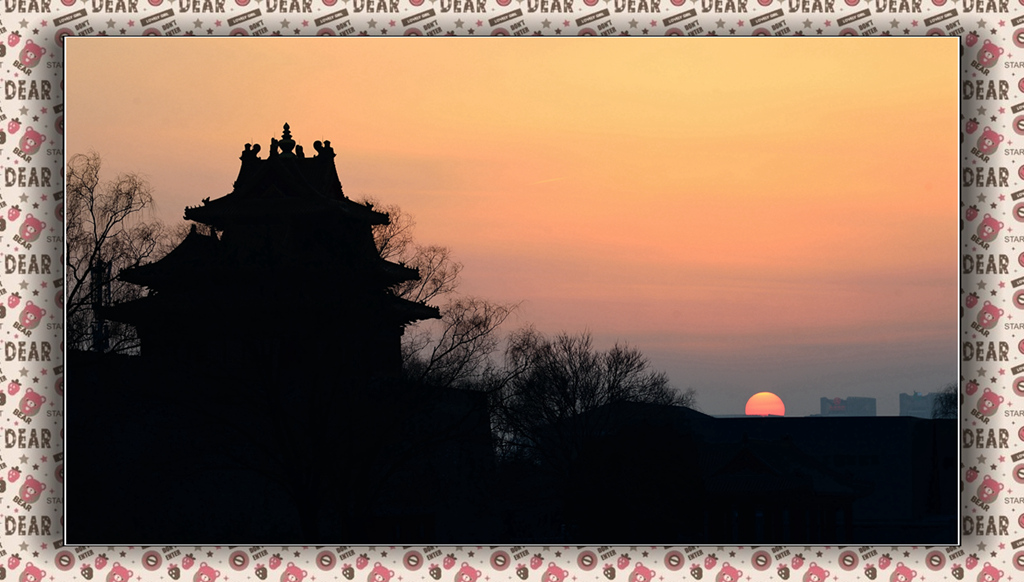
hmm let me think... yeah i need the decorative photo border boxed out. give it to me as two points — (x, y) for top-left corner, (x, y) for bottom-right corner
(0, 12), (1011, 582)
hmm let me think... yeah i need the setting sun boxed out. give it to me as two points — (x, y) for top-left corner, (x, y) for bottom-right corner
(745, 392), (786, 417)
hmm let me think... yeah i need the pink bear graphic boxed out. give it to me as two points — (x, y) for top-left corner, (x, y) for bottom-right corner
(977, 40), (1003, 68)
(976, 214), (1002, 243)
(976, 127), (1003, 156)
(194, 563), (220, 582)
(802, 563), (829, 582)
(977, 562), (1004, 582)
(717, 563), (742, 582)
(107, 563), (134, 582)
(18, 126), (45, 155)
(977, 475), (1003, 504)
(19, 301), (46, 329)
(542, 563), (568, 582)
(975, 301), (1003, 329)
(19, 388), (46, 416)
(977, 388), (1003, 416)
(19, 214), (46, 242)
(18, 475), (44, 503)
(281, 563), (307, 582)
(17, 39), (45, 68)
(629, 563), (655, 582)
(369, 563), (394, 582)
(455, 563), (479, 582)
(19, 562), (46, 582)
(889, 562), (916, 582)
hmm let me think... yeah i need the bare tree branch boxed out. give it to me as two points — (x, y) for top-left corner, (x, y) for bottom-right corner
(66, 151), (185, 353)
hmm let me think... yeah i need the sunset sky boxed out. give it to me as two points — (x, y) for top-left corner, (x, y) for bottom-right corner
(66, 38), (958, 417)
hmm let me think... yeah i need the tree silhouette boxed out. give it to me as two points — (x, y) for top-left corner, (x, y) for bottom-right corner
(490, 329), (696, 465)
(932, 382), (958, 419)
(66, 152), (180, 353)
(367, 199), (517, 390)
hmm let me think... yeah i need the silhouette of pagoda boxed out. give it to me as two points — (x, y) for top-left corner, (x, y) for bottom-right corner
(105, 123), (440, 383)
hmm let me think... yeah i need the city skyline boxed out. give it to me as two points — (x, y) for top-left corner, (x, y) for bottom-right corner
(66, 37), (959, 416)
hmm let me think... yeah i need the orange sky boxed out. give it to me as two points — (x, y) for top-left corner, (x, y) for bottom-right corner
(66, 38), (958, 416)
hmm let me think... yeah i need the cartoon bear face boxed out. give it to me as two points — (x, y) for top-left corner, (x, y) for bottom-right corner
(455, 563), (480, 582)
(18, 39), (45, 68)
(977, 475), (1004, 503)
(803, 563), (829, 582)
(977, 40), (1003, 68)
(976, 301), (1003, 329)
(19, 301), (45, 330)
(368, 563), (394, 582)
(19, 214), (46, 242)
(717, 563), (742, 582)
(19, 388), (46, 417)
(542, 563), (568, 582)
(889, 562), (916, 582)
(194, 562), (220, 582)
(19, 126), (45, 156)
(19, 562), (46, 582)
(976, 214), (1003, 242)
(281, 563), (307, 582)
(18, 475), (44, 503)
(978, 562), (1004, 582)
(976, 127), (1003, 156)
(977, 388), (1003, 416)
(630, 564), (656, 582)
(107, 563), (134, 582)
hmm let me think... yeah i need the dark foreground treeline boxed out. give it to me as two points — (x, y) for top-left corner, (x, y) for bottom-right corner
(68, 345), (956, 546)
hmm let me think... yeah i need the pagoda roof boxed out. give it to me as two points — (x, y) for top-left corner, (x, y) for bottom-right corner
(388, 295), (442, 324)
(184, 123), (390, 228)
(120, 226), (220, 288)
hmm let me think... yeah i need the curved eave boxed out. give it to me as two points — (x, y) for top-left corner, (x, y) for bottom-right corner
(390, 296), (441, 325)
(185, 196), (389, 228)
(119, 229), (219, 288)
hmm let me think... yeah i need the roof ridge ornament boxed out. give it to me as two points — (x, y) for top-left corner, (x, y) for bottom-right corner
(278, 122), (296, 158)
(313, 139), (335, 159)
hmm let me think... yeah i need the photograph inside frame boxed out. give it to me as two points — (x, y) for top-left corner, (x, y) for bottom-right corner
(64, 37), (959, 545)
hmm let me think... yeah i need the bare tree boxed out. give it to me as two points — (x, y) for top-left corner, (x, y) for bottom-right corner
(932, 382), (958, 419)
(66, 152), (180, 353)
(403, 296), (517, 388)
(367, 199), (518, 388)
(490, 329), (697, 464)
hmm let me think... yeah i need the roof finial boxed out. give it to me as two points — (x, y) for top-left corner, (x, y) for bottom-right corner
(279, 123), (296, 157)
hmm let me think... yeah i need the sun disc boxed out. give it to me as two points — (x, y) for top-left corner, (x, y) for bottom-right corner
(745, 391), (785, 416)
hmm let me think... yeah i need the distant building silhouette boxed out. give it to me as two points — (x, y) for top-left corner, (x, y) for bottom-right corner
(900, 392), (939, 418)
(819, 396), (877, 416)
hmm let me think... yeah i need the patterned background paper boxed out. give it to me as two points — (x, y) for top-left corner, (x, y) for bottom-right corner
(0, 6), (1013, 582)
